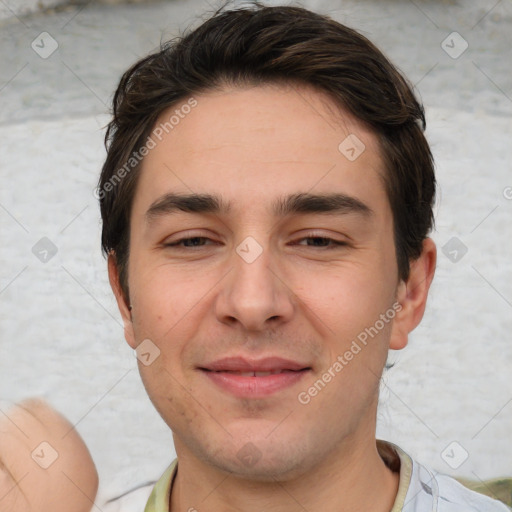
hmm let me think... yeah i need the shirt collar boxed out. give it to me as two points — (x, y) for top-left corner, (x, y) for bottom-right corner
(144, 440), (413, 512)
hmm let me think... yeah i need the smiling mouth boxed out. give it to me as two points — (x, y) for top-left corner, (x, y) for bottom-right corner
(199, 362), (311, 398)
(203, 369), (307, 377)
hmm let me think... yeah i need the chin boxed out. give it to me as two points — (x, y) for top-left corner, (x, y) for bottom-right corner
(196, 431), (316, 482)
(212, 453), (308, 482)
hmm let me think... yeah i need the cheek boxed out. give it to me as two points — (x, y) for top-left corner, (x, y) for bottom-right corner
(291, 262), (394, 337)
(130, 263), (209, 335)
(129, 263), (221, 395)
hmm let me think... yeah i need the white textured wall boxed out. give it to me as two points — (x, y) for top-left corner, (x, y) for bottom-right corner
(0, 0), (66, 21)
(0, 0), (151, 22)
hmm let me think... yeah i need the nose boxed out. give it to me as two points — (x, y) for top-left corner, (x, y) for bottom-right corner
(214, 239), (295, 332)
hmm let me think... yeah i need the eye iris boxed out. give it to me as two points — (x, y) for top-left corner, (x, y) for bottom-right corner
(184, 237), (205, 247)
(308, 237), (330, 247)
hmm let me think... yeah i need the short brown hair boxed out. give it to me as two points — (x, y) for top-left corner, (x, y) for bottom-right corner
(98, 2), (435, 299)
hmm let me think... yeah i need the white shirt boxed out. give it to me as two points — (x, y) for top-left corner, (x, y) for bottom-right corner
(103, 441), (511, 511)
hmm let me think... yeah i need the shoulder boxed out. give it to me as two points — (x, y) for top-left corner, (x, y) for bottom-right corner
(101, 460), (177, 512)
(385, 442), (511, 512)
(435, 473), (511, 512)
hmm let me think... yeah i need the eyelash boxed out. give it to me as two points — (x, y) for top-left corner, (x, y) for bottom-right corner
(164, 235), (347, 250)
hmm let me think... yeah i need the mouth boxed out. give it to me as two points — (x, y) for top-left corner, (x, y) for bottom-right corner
(199, 357), (312, 398)
(207, 369), (302, 377)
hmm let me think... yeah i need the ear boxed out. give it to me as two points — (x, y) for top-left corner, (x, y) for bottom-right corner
(389, 237), (437, 350)
(108, 253), (137, 349)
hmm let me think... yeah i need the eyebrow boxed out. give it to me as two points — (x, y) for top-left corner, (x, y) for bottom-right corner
(145, 191), (373, 223)
(274, 192), (373, 217)
(145, 193), (231, 222)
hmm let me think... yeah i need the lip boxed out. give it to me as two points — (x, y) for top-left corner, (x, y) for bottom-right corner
(202, 356), (310, 373)
(199, 356), (311, 398)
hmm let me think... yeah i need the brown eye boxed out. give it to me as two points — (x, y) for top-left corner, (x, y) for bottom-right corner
(165, 237), (213, 248)
(296, 236), (347, 248)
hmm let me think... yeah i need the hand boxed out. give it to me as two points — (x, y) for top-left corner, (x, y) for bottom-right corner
(0, 398), (98, 512)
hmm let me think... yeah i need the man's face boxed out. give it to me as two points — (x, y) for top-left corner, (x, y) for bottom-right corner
(115, 83), (406, 479)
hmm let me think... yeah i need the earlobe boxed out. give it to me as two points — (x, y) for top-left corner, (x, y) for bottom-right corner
(107, 253), (137, 349)
(389, 238), (437, 350)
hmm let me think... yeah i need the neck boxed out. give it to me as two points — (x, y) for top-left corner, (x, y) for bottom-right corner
(170, 436), (399, 512)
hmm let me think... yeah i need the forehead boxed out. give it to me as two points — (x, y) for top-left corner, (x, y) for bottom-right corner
(134, 83), (388, 218)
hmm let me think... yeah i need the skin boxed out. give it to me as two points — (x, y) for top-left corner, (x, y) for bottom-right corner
(0, 399), (98, 512)
(109, 82), (436, 511)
